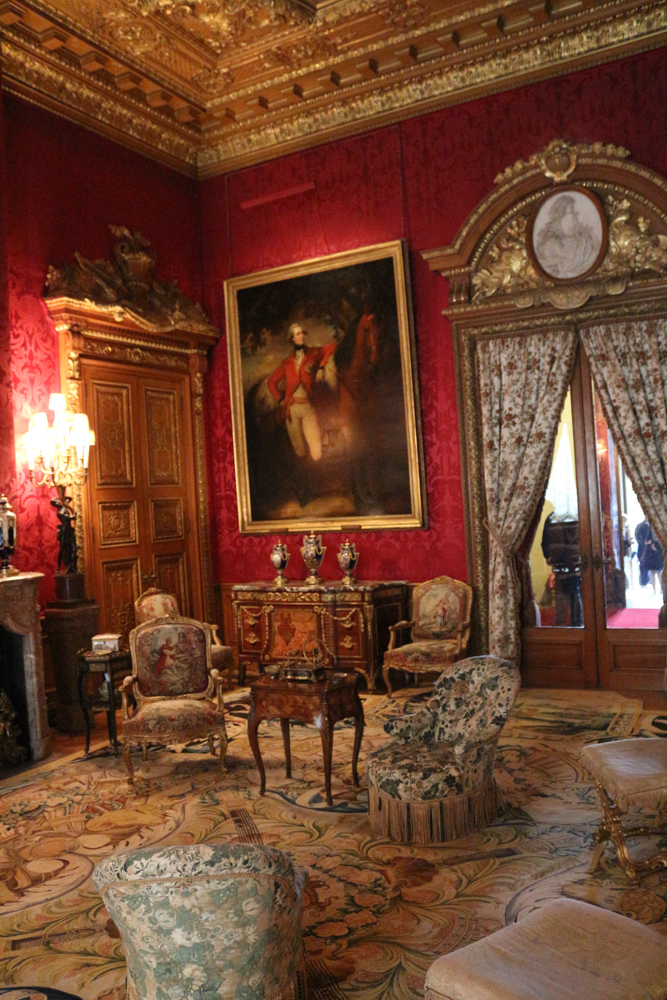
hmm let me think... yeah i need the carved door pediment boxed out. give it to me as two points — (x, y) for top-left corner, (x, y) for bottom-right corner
(423, 140), (667, 316)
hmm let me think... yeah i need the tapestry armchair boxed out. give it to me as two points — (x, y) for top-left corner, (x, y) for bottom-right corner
(93, 843), (308, 1000)
(367, 655), (521, 843)
(122, 615), (228, 784)
(134, 587), (235, 688)
(382, 575), (473, 695)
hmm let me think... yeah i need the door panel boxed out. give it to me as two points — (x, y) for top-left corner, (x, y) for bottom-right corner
(153, 551), (189, 615)
(522, 342), (667, 695)
(144, 387), (181, 486)
(83, 361), (202, 642)
(98, 501), (138, 548)
(102, 557), (141, 639)
(151, 498), (184, 542)
(522, 350), (599, 688)
(93, 382), (135, 487)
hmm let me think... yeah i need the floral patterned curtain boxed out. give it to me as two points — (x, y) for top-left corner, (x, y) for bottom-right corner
(580, 317), (667, 624)
(478, 329), (577, 662)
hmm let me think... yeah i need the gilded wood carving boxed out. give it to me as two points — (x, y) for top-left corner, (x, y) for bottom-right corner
(43, 226), (220, 625)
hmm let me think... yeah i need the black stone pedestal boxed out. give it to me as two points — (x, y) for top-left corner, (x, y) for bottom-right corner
(44, 573), (99, 733)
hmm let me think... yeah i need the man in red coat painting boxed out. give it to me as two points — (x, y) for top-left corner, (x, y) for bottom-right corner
(267, 322), (337, 463)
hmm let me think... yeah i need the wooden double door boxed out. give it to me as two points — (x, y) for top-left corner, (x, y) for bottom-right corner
(82, 360), (204, 642)
(522, 344), (667, 700)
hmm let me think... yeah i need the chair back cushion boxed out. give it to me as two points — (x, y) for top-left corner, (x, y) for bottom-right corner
(412, 576), (472, 641)
(426, 655), (521, 747)
(134, 589), (180, 624)
(93, 844), (307, 1000)
(130, 619), (209, 698)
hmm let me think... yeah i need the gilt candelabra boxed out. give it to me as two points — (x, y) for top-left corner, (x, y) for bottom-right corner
(23, 393), (95, 575)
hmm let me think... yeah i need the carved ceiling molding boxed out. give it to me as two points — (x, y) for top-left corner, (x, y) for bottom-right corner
(1, 0), (666, 177)
(423, 139), (667, 314)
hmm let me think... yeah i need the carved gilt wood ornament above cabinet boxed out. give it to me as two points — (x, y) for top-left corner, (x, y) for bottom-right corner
(43, 226), (220, 633)
(422, 139), (667, 658)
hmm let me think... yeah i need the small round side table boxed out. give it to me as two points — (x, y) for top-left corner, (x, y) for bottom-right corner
(76, 649), (132, 754)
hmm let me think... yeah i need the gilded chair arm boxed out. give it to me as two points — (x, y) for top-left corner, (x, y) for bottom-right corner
(208, 623), (223, 648)
(387, 619), (415, 651)
(455, 619), (471, 653)
(121, 676), (134, 720)
(210, 668), (225, 711)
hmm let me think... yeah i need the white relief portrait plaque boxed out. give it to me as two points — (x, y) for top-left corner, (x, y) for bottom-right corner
(529, 186), (607, 281)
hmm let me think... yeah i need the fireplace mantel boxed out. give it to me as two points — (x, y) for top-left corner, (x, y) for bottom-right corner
(0, 572), (51, 760)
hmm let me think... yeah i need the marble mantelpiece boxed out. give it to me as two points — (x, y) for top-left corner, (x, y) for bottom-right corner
(0, 572), (51, 760)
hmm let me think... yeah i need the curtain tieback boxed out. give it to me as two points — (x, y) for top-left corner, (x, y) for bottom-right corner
(484, 520), (514, 558)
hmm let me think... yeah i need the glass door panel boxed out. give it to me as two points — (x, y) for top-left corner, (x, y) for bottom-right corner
(529, 389), (583, 627)
(593, 384), (664, 629)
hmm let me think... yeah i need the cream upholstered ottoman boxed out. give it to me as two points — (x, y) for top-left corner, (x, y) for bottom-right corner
(424, 898), (667, 1000)
(581, 737), (667, 882)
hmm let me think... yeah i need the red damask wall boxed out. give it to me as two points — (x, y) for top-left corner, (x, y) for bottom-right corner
(3, 49), (666, 600)
(201, 49), (667, 587)
(3, 95), (202, 603)
(0, 70), (15, 495)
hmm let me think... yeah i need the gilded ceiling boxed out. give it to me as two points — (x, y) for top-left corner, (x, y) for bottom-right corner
(1, 0), (666, 177)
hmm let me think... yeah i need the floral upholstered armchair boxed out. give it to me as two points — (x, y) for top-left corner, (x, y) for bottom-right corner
(93, 843), (308, 1000)
(382, 575), (473, 695)
(134, 587), (235, 688)
(122, 615), (228, 784)
(367, 655), (521, 843)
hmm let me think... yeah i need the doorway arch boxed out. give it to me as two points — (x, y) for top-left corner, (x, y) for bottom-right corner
(423, 139), (667, 699)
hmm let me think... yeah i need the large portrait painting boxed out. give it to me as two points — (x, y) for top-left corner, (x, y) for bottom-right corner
(225, 240), (426, 533)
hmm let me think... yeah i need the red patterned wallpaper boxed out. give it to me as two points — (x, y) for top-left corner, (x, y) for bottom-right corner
(3, 50), (667, 600)
(0, 70), (15, 496)
(2, 95), (202, 604)
(200, 49), (667, 587)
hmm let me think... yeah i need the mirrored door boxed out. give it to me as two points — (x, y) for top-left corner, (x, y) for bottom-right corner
(521, 344), (667, 694)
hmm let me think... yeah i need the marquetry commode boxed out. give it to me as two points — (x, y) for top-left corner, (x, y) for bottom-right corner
(231, 580), (408, 691)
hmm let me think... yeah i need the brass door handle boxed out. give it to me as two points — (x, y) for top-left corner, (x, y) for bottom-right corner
(581, 553), (589, 574)
(592, 553), (603, 572)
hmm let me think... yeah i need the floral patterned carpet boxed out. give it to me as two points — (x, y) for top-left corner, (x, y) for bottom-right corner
(0, 687), (665, 999)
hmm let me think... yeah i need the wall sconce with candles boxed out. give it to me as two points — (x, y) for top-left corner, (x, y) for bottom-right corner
(23, 392), (99, 733)
(23, 392), (95, 577)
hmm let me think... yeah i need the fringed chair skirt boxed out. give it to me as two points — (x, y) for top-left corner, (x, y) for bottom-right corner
(368, 780), (498, 844)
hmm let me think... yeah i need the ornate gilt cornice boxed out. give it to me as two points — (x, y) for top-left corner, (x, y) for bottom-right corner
(44, 225), (219, 340)
(423, 139), (667, 313)
(1, 0), (666, 177)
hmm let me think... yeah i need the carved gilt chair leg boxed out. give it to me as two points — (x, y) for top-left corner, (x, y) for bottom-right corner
(122, 742), (134, 786)
(208, 733), (215, 756)
(142, 743), (148, 762)
(383, 665), (393, 697)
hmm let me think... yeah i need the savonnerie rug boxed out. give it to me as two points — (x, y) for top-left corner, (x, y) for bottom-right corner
(0, 687), (664, 1000)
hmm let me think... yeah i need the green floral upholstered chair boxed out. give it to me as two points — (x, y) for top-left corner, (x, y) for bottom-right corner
(93, 844), (308, 1000)
(382, 575), (473, 696)
(367, 655), (521, 844)
(134, 587), (235, 689)
(122, 615), (228, 784)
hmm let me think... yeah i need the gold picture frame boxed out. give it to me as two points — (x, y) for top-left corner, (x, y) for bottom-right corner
(225, 240), (426, 534)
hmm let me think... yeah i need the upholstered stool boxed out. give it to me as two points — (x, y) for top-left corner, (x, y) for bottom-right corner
(424, 897), (667, 1000)
(94, 844), (308, 1000)
(581, 737), (667, 882)
(367, 655), (520, 843)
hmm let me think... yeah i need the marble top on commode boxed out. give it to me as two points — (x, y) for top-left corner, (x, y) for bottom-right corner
(0, 571), (44, 585)
(233, 580), (408, 593)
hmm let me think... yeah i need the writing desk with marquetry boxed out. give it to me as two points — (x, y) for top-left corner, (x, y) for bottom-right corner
(248, 671), (364, 806)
